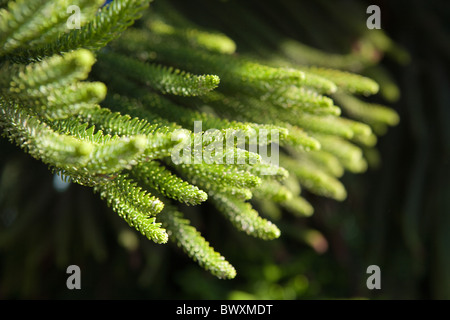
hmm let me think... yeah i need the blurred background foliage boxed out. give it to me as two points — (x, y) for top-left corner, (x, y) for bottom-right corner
(0, 0), (449, 299)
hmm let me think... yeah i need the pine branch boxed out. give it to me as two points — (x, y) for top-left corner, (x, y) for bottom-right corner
(280, 195), (314, 217)
(98, 51), (220, 97)
(132, 160), (208, 206)
(5, 0), (151, 63)
(94, 174), (168, 244)
(295, 149), (345, 178)
(253, 178), (293, 203)
(0, 98), (152, 176)
(303, 67), (380, 96)
(314, 134), (368, 173)
(98, 79), (290, 143)
(211, 193), (281, 240)
(333, 92), (400, 130)
(26, 0), (106, 48)
(0, 98), (93, 169)
(176, 163), (261, 192)
(159, 206), (237, 279)
(110, 28), (338, 94)
(147, 18), (236, 54)
(281, 154), (347, 201)
(0, 0), (48, 54)
(0, 0), (105, 56)
(0, 49), (96, 89)
(4, 81), (106, 119)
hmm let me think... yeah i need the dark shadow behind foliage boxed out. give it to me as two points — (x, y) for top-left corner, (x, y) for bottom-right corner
(0, 0), (449, 299)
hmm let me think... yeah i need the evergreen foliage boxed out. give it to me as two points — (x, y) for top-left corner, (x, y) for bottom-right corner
(0, 0), (405, 282)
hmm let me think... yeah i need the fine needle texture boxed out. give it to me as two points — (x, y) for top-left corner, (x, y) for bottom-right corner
(0, 0), (403, 280)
